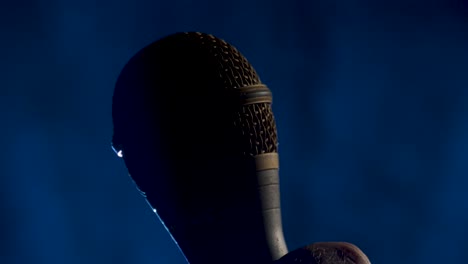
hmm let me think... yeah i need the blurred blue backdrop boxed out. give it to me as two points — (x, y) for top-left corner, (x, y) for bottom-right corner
(1, 0), (468, 264)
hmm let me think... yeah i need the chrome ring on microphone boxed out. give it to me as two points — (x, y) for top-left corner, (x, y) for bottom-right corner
(255, 153), (279, 171)
(237, 84), (272, 105)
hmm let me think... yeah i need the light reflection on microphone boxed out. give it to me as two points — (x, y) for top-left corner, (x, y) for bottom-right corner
(112, 145), (124, 158)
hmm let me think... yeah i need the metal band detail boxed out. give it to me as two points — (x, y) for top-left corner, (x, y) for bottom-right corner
(254, 153), (279, 171)
(237, 84), (272, 105)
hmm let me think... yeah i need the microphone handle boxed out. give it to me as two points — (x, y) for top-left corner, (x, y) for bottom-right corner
(255, 155), (372, 264)
(255, 153), (288, 260)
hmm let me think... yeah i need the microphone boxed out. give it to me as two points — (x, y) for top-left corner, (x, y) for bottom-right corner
(112, 32), (287, 264)
(111, 32), (372, 264)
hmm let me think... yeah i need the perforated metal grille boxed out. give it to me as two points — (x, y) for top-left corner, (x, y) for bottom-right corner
(234, 103), (278, 156)
(184, 32), (261, 89)
(184, 32), (279, 156)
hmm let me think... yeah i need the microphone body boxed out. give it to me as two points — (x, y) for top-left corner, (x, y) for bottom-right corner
(112, 32), (287, 264)
(112, 32), (372, 264)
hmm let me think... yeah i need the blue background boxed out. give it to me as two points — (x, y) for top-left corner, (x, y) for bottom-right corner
(2, 0), (468, 263)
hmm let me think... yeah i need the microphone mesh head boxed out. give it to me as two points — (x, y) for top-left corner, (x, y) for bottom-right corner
(236, 103), (278, 156)
(112, 32), (278, 157)
(183, 32), (278, 156)
(186, 32), (260, 89)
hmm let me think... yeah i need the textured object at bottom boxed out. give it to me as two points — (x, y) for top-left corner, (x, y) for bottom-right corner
(275, 242), (371, 264)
